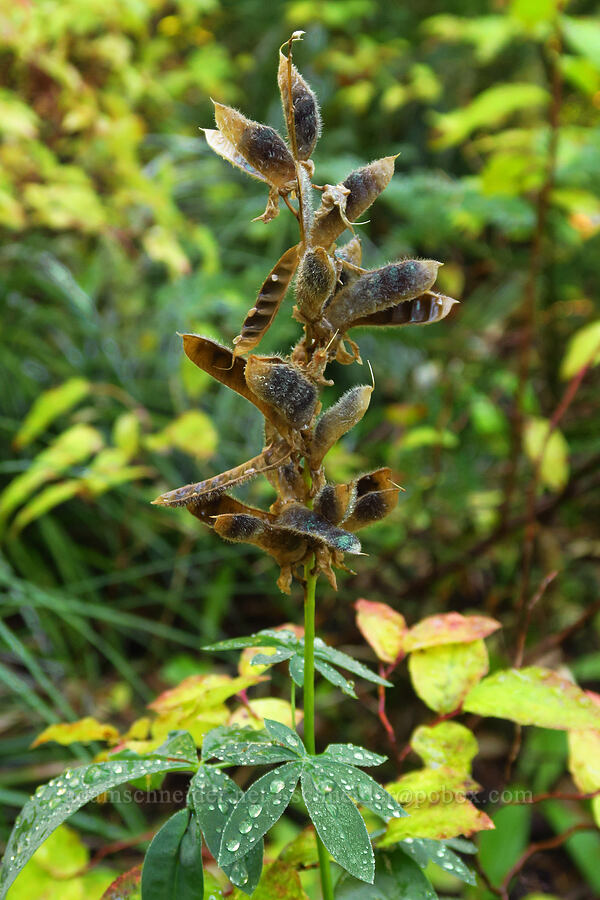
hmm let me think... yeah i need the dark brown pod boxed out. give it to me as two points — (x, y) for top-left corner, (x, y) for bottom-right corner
(213, 101), (296, 189)
(151, 441), (291, 508)
(233, 244), (300, 356)
(245, 356), (318, 429)
(324, 260), (441, 333)
(311, 384), (373, 466)
(295, 247), (336, 323)
(181, 334), (289, 435)
(203, 128), (268, 183)
(343, 467), (399, 531)
(278, 50), (322, 160)
(186, 494), (276, 527)
(313, 482), (357, 525)
(349, 290), (458, 329)
(310, 156), (397, 249)
(276, 504), (361, 554)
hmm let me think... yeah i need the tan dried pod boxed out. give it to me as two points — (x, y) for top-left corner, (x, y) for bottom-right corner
(278, 47), (322, 159)
(311, 384), (373, 466)
(151, 441), (291, 508)
(295, 247), (336, 323)
(182, 334), (289, 435)
(203, 129), (269, 183)
(313, 482), (357, 525)
(335, 235), (363, 272)
(233, 244), (301, 356)
(276, 504), (362, 555)
(213, 101), (296, 189)
(245, 356), (318, 429)
(324, 259), (442, 333)
(349, 291), (459, 329)
(310, 156), (397, 248)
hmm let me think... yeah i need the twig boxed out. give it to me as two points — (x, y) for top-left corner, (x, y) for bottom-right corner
(508, 786), (600, 806)
(499, 822), (596, 898)
(525, 596), (600, 664)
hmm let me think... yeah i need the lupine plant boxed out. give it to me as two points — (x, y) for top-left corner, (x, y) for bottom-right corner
(3, 31), (600, 900)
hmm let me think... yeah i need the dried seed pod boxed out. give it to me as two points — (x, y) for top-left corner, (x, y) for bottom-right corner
(313, 482), (357, 525)
(203, 128), (268, 183)
(181, 334), (289, 434)
(324, 260), (442, 333)
(343, 467), (400, 531)
(278, 48), (322, 160)
(310, 156), (397, 249)
(349, 291), (458, 329)
(295, 247), (336, 323)
(311, 384), (373, 466)
(276, 504), (361, 554)
(245, 356), (318, 429)
(265, 459), (307, 507)
(152, 441), (291, 508)
(213, 101), (296, 189)
(233, 244), (300, 356)
(186, 494), (276, 527)
(335, 235), (363, 271)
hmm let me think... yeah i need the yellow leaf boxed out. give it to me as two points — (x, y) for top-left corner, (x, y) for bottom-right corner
(560, 320), (600, 380)
(523, 417), (569, 490)
(355, 598), (407, 663)
(32, 718), (120, 748)
(146, 410), (217, 461)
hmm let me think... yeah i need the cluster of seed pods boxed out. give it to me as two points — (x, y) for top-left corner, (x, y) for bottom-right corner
(153, 33), (458, 593)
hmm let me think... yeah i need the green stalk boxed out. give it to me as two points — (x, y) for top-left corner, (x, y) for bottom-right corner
(303, 557), (335, 900)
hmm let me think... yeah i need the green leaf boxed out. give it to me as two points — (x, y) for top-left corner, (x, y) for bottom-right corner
(218, 762), (302, 867)
(301, 766), (374, 883)
(355, 599), (407, 664)
(561, 16), (600, 66)
(316, 761), (406, 820)
(411, 722), (478, 774)
(523, 417), (569, 490)
(430, 83), (549, 149)
(0, 757), (193, 899)
(408, 640), (489, 713)
(334, 848), (436, 899)
(10, 481), (81, 535)
(153, 731), (198, 764)
(478, 802), (532, 887)
(146, 411), (217, 461)
(463, 666), (600, 730)
(289, 654), (305, 687)
(399, 838), (476, 885)
(14, 378), (90, 449)
(510, 0), (560, 27)
(264, 719), (306, 756)
(141, 809), (203, 900)
(314, 639), (392, 687)
(314, 658), (357, 697)
(204, 630), (298, 653)
(321, 744), (387, 768)
(399, 426), (458, 450)
(560, 320), (600, 380)
(201, 725), (271, 761)
(189, 767), (263, 894)
(203, 735), (299, 766)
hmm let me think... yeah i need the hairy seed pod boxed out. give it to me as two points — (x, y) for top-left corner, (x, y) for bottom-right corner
(335, 235), (362, 269)
(278, 51), (322, 159)
(313, 482), (357, 525)
(186, 494), (276, 527)
(349, 291), (458, 329)
(324, 260), (441, 333)
(343, 467), (399, 531)
(181, 334), (289, 434)
(245, 356), (318, 428)
(233, 244), (300, 356)
(295, 247), (336, 323)
(152, 441), (291, 508)
(310, 156), (397, 248)
(311, 384), (373, 465)
(276, 504), (361, 554)
(203, 129), (268, 183)
(213, 101), (296, 189)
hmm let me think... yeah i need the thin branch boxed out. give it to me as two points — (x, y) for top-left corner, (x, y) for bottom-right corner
(499, 822), (596, 898)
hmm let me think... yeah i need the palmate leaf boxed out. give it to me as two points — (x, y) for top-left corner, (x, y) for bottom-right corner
(313, 638), (392, 688)
(140, 809), (204, 900)
(218, 762), (303, 867)
(398, 838), (476, 886)
(264, 718), (307, 757)
(334, 848), (437, 899)
(0, 757), (194, 899)
(201, 725), (272, 761)
(189, 767), (263, 894)
(301, 765), (375, 883)
(321, 744), (387, 768)
(315, 761), (405, 821)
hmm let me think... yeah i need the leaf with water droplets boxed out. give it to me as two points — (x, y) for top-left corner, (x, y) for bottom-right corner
(264, 719), (306, 757)
(313, 640), (392, 688)
(314, 659), (357, 698)
(321, 744), (387, 768)
(140, 809), (204, 900)
(189, 767), (263, 894)
(316, 761), (406, 822)
(208, 739), (300, 767)
(0, 757), (193, 899)
(334, 848), (436, 899)
(301, 767), (374, 883)
(219, 762), (302, 867)
(289, 654), (305, 687)
(152, 730), (199, 763)
(398, 838), (476, 886)
(463, 666), (600, 730)
(201, 725), (271, 761)
(204, 629), (301, 653)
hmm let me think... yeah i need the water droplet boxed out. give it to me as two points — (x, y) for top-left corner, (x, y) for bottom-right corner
(239, 820), (252, 834)
(270, 780), (285, 794)
(231, 860), (248, 884)
(226, 838), (240, 852)
(249, 804), (262, 818)
(218, 800), (229, 814)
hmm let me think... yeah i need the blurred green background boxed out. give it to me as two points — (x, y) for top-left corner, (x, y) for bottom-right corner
(1, 0), (600, 896)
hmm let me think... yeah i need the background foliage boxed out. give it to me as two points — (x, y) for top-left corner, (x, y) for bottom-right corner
(1, 0), (599, 897)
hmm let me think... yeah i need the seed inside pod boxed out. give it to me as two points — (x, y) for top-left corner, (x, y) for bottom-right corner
(245, 356), (318, 429)
(324, 259), (442, 333)
(213, 101), (296, 189)
(349, 291), (459, 329)
(311, 384), (373, 466)
(313, 482), (357, 525)
(295, 247), (336, 323)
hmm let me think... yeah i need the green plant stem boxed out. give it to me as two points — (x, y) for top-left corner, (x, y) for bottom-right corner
(303, 558), (334, 900)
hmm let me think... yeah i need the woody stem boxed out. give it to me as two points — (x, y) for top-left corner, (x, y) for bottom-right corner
(303, 558), (334, 900)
